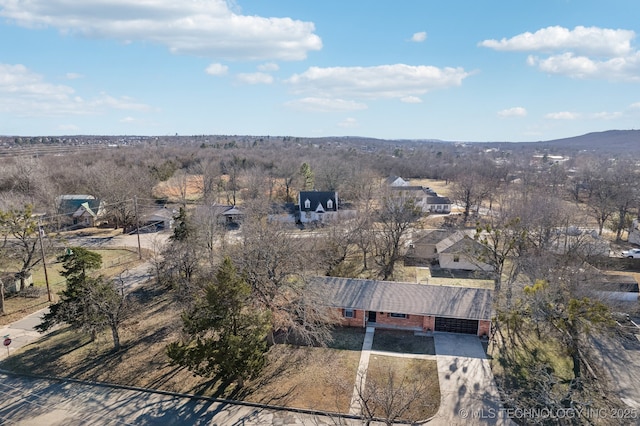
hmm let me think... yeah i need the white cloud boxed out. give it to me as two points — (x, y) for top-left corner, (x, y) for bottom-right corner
(206, 63), (228, 76)
(529, 52), (640, 81)
(590, 111), (623, 120)
(0, 0), (322, 61)
(630, 102), (640, 109)
(287, 64), (470, 100)
(236, 72), (274, 85)
(481, 25), (640, 81)
(258, 62), (280, 72)
(0, 63), (150, 117)
(65, 72), (83, 80)
(401, 96), (422, 104)
(285, 97), (367, 112)
(411, 32), (427, 42)
(545, 111), (580, 120)
(497, 107), (527, 118)
(338, 117), (358, 128)
(480, 26), (634, 57)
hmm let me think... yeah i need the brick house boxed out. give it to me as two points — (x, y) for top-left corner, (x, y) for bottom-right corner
(315, 277), (493, 337)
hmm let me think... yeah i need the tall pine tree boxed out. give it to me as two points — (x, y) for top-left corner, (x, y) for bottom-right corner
(167, 256), (271, 387)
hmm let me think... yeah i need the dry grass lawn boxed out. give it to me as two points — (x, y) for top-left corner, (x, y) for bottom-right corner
(366, 355), (440, 422)
(0, 283), (368, 414)
(1, 248), (142, 326)
(1, 279), (443, 418)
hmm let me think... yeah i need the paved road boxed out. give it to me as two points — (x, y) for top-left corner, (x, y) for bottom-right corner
(64, 230), (170, 252)
(0, 372), (357, 426)
(0, 309), (48, 361)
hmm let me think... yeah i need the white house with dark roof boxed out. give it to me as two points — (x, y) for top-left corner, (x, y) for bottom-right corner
(389, 186), (452, 214)
(425, 195), (452, 213)
(298, 191), (339, 223)
(314, 276), (493, 336)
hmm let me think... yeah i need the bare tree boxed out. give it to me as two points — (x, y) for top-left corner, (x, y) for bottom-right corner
(233, 216), (337, 346)
(344, 357), (437, 426)
(0, 204), (43, 303)
(373, 195), (421, 280)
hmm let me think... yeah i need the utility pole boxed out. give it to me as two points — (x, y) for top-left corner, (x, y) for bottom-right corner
(134, 196), (142, 260)
(37, 219), (52, 302)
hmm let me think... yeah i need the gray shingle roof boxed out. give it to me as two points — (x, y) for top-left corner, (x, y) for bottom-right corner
(313, 277), (493, 321)
(426, 195), (451, 204)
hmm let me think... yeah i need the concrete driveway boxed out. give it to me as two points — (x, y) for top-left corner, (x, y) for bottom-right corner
(592, 330), (640, 410)
(428, 333), (512, 426)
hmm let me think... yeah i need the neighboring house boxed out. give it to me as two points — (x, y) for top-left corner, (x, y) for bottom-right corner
(56, 195), (105, 228)
(593, 273), (639, 306)
(405, 229), (454, 265)
(628, 219), (640, 246)
(209, 204), (244, 227)
(141, 207), (175, 231)
(389, 186), (452, 214)
(548, 227), (611, 257)
(436, 231), (493, 272)
(315, 276), (493, 336)
(385, 176), (409, 187)
(268, 203), (297, 224)
(0, 272), (33, 294)
(425, 195), (452, 213)
(298, 191), (339, 224)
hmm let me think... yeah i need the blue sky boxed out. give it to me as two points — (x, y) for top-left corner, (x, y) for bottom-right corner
(1, 0), (639, 142)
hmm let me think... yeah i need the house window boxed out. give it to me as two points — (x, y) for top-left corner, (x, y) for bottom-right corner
(343, 309), (355, 318)
(304, 199), (311, 209)
(433, 248), (438, 253)
(453, 255), (460, 262)
(389, 313), (407, 319)
(327, 199), (333, 209)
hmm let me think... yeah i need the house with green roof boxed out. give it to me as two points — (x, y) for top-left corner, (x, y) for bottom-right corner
(56, 195), (105, 228)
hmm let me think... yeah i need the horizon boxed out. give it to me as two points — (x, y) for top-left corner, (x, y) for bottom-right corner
(3, 128), (638, 145)
(2, 1), (640, 142)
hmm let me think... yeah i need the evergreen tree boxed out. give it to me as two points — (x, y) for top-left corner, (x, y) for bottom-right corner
(299, 162), (314, 190)
(167, 256), (271, 387)
(38, 247), (127, 350)
(170, 207), (195, 242)
(38, 247), (103, 335)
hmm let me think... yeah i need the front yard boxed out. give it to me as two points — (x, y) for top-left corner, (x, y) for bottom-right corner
(0, 282), (441, 418)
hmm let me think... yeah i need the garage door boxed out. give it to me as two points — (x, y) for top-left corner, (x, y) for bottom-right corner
(435, 317), (479, 334)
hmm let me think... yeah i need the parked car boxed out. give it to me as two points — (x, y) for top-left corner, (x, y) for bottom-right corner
(622, 248), (640, 258)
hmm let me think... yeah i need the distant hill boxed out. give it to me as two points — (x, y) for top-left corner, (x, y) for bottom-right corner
(485, 130), (640, 155)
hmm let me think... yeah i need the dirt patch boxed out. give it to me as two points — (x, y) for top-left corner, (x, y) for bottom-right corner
(371, 330), (435, 355)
